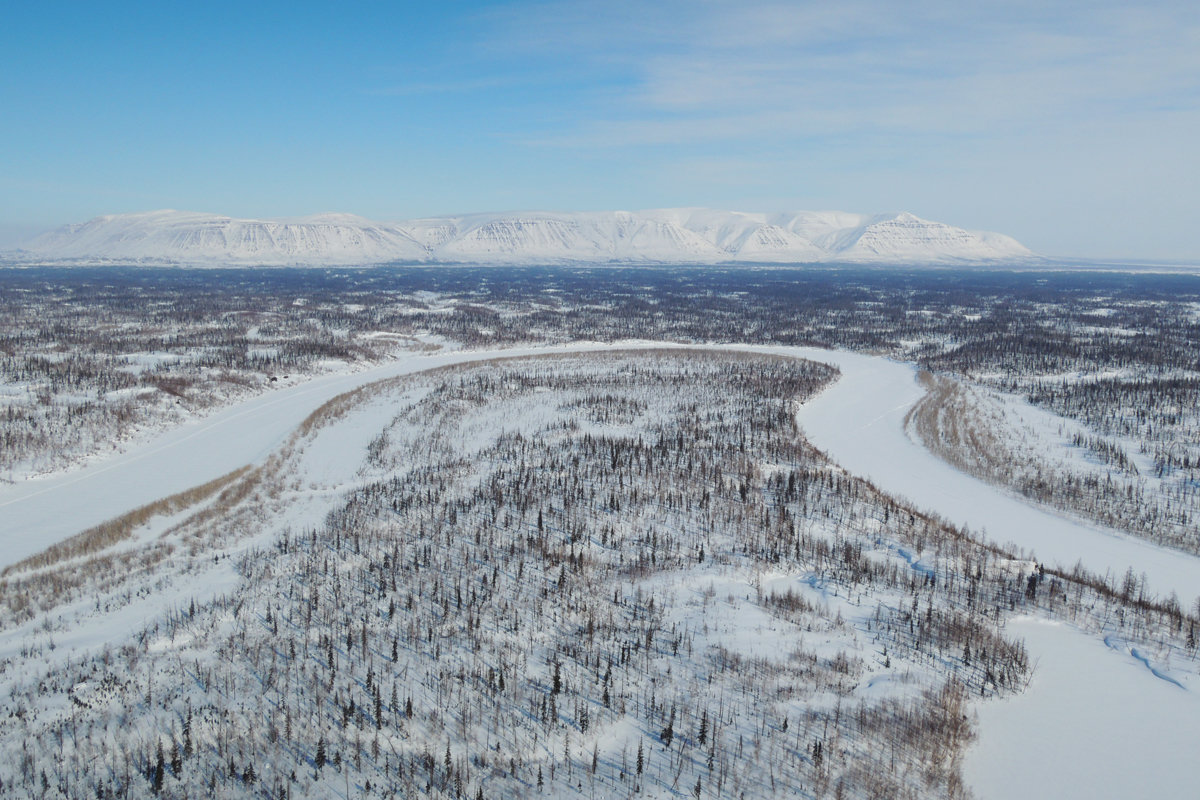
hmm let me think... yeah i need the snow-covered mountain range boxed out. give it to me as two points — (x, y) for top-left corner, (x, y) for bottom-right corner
(12, 208), (1035, 265)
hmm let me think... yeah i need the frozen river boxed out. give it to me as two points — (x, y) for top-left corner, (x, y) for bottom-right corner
(0, 342), (634, 568)
(789, 346), (1200, 603)
(5, 340), (1199, 594)
(3, 340), (1199, 798)
(783, 346), (1200, 800)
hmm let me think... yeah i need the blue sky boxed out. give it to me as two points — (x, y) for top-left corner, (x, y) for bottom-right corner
(2, 0), (1197, 259)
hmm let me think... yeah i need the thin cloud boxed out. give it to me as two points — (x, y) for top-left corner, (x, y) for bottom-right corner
(497, 0), (1200, 148)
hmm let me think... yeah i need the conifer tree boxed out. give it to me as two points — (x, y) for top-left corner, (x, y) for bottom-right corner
(151, 743), (165, 795)
(315, 736), (326, 770)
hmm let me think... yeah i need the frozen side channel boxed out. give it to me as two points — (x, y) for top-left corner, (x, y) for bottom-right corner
(0, 341), (637, 569)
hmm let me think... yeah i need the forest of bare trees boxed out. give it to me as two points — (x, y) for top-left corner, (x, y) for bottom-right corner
(0, 268), (1193, 472)
(5, 265), (1198, 559)
(1, 348), (1196, 799)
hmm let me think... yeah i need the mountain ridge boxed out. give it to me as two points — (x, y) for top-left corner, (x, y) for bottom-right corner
(10, 208), (1036, 265)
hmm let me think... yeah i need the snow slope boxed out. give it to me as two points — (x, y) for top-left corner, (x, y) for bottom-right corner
(834, 212), (1029, 261)
(22, 209), (428, 264)
(14, 208), (1036, 265)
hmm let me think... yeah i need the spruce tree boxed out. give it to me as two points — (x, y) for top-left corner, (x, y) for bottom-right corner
(151, 743), (165, 794)
(183, 708), (193, 759)
(315, 736), (327, 770)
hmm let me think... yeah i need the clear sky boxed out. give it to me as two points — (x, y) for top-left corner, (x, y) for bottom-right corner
(2, 0), (1197, 259)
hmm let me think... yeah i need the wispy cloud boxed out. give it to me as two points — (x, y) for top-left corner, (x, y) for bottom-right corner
(489, 0), (1200, 148)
